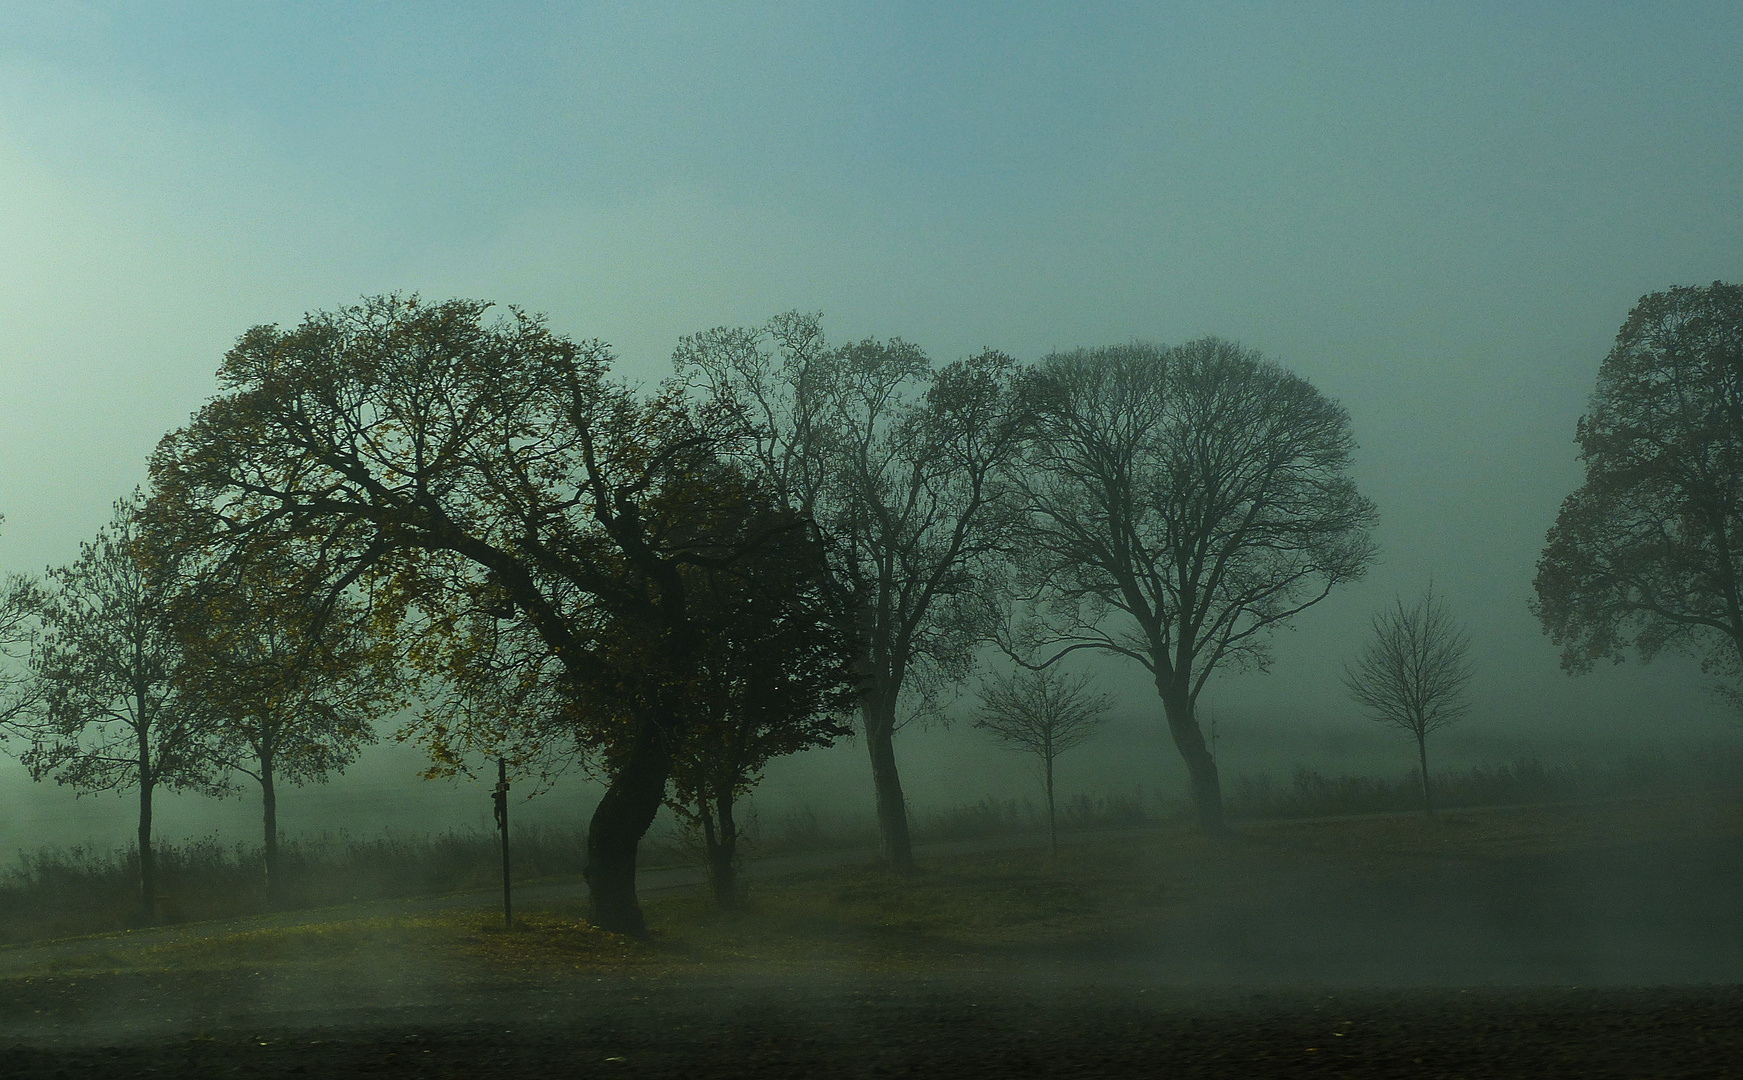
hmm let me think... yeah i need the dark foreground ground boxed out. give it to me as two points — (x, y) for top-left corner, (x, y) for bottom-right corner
(1, 977), (1739, 1078)
(1, 799), (1739, 1077)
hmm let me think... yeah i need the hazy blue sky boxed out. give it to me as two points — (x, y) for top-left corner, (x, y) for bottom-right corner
(2, 3), (1741, 844)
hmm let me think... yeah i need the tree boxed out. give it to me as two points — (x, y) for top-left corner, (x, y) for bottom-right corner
(151, 295), (854, 934)
(675, 314), (1026, 872)
(1534, 283), (1743, 707)
(1013, 338), (1377, 831)
(1341, 585), (1473, 815)
(974, 665), (1110, 857)
(664, 523), (857, 907)
(412, 466), (856, 912)
(168, 530), (396, 903)
(20, 493), (219, 922)
(0, 517), (44, 731)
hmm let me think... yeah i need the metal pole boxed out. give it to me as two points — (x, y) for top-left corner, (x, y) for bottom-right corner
(494, 757), (511, 929)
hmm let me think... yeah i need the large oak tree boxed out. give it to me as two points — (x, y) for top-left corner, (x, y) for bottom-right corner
(1535, 282), (1743, 705)
(151, 295), (850, 933)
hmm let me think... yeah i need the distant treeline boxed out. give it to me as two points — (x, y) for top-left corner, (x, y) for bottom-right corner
(1227, 754), (1742, 820)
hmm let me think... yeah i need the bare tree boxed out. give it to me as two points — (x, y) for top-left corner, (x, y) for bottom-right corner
(1342, 585), (1474, 815)
(674, 314), (1026, 872)
(975, 665), (1110, 857)
(1013, 339), (1377, 832)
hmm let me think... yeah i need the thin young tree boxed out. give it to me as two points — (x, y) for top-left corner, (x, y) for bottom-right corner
(974, 665), (1110, 857)
(1014, 339), (1377, 832)
(20, 493), (219, 922)
(1342, 585), (1474, 815)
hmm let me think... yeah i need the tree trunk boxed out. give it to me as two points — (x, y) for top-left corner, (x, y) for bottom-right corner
(708, 788), (738, 909)
(1159, 686), (1223, 832)
(136, 715), (156, 925)
(1416, 733), (1434, 816)
(261, 754), (279, 906)
(137, 776), (156, 924)
(862, 694), (914, 873)
(496, 757), (512, 930)
(585, 715), (671, 935)
(1045, 750), (1058, 860)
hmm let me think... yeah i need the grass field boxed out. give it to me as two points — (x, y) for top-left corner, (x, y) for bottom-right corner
(11, 793), (1737, 985)
(6, 750), (1732, 949)
(2, 796), (1739, 1076)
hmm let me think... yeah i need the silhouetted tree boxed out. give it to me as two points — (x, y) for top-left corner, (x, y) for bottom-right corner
(1013, 339), (1377, 831)
(664, 522), (857, 907)
(974, 665), (1110, 856)
(166, 527), (396, 903)
(20, 493), (220, 922)
(410, 467), (856, 912)
(0, 518), (43, 732)
(1342, 584), (1473, 815)
(151, 295), (850, 934)
(675, 314), (1026, 872)
(1535, 283), (1743, 709)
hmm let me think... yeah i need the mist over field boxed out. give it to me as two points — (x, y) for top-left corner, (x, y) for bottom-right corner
(1, 4), (1742, 1075)
(0, 683), (1730, 861)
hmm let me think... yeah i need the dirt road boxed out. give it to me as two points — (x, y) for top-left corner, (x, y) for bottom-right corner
(0, 975), (1738, 1078)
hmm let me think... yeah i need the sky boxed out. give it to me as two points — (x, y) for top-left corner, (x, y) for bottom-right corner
(1, 2), (1741, 848)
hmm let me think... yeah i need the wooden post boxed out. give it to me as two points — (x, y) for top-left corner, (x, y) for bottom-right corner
(493, 757), (511, 929)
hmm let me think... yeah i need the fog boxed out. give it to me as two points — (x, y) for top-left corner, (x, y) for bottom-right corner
(0, 5), (1740, 1072)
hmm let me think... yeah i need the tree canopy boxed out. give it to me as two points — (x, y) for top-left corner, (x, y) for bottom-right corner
(675, 313), (1026, 871)
(20, 494), (221, 921)
(1012, 338), (1377, 829)
(0, 518), (42, 733)
(1535, 282), (1743, 706)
